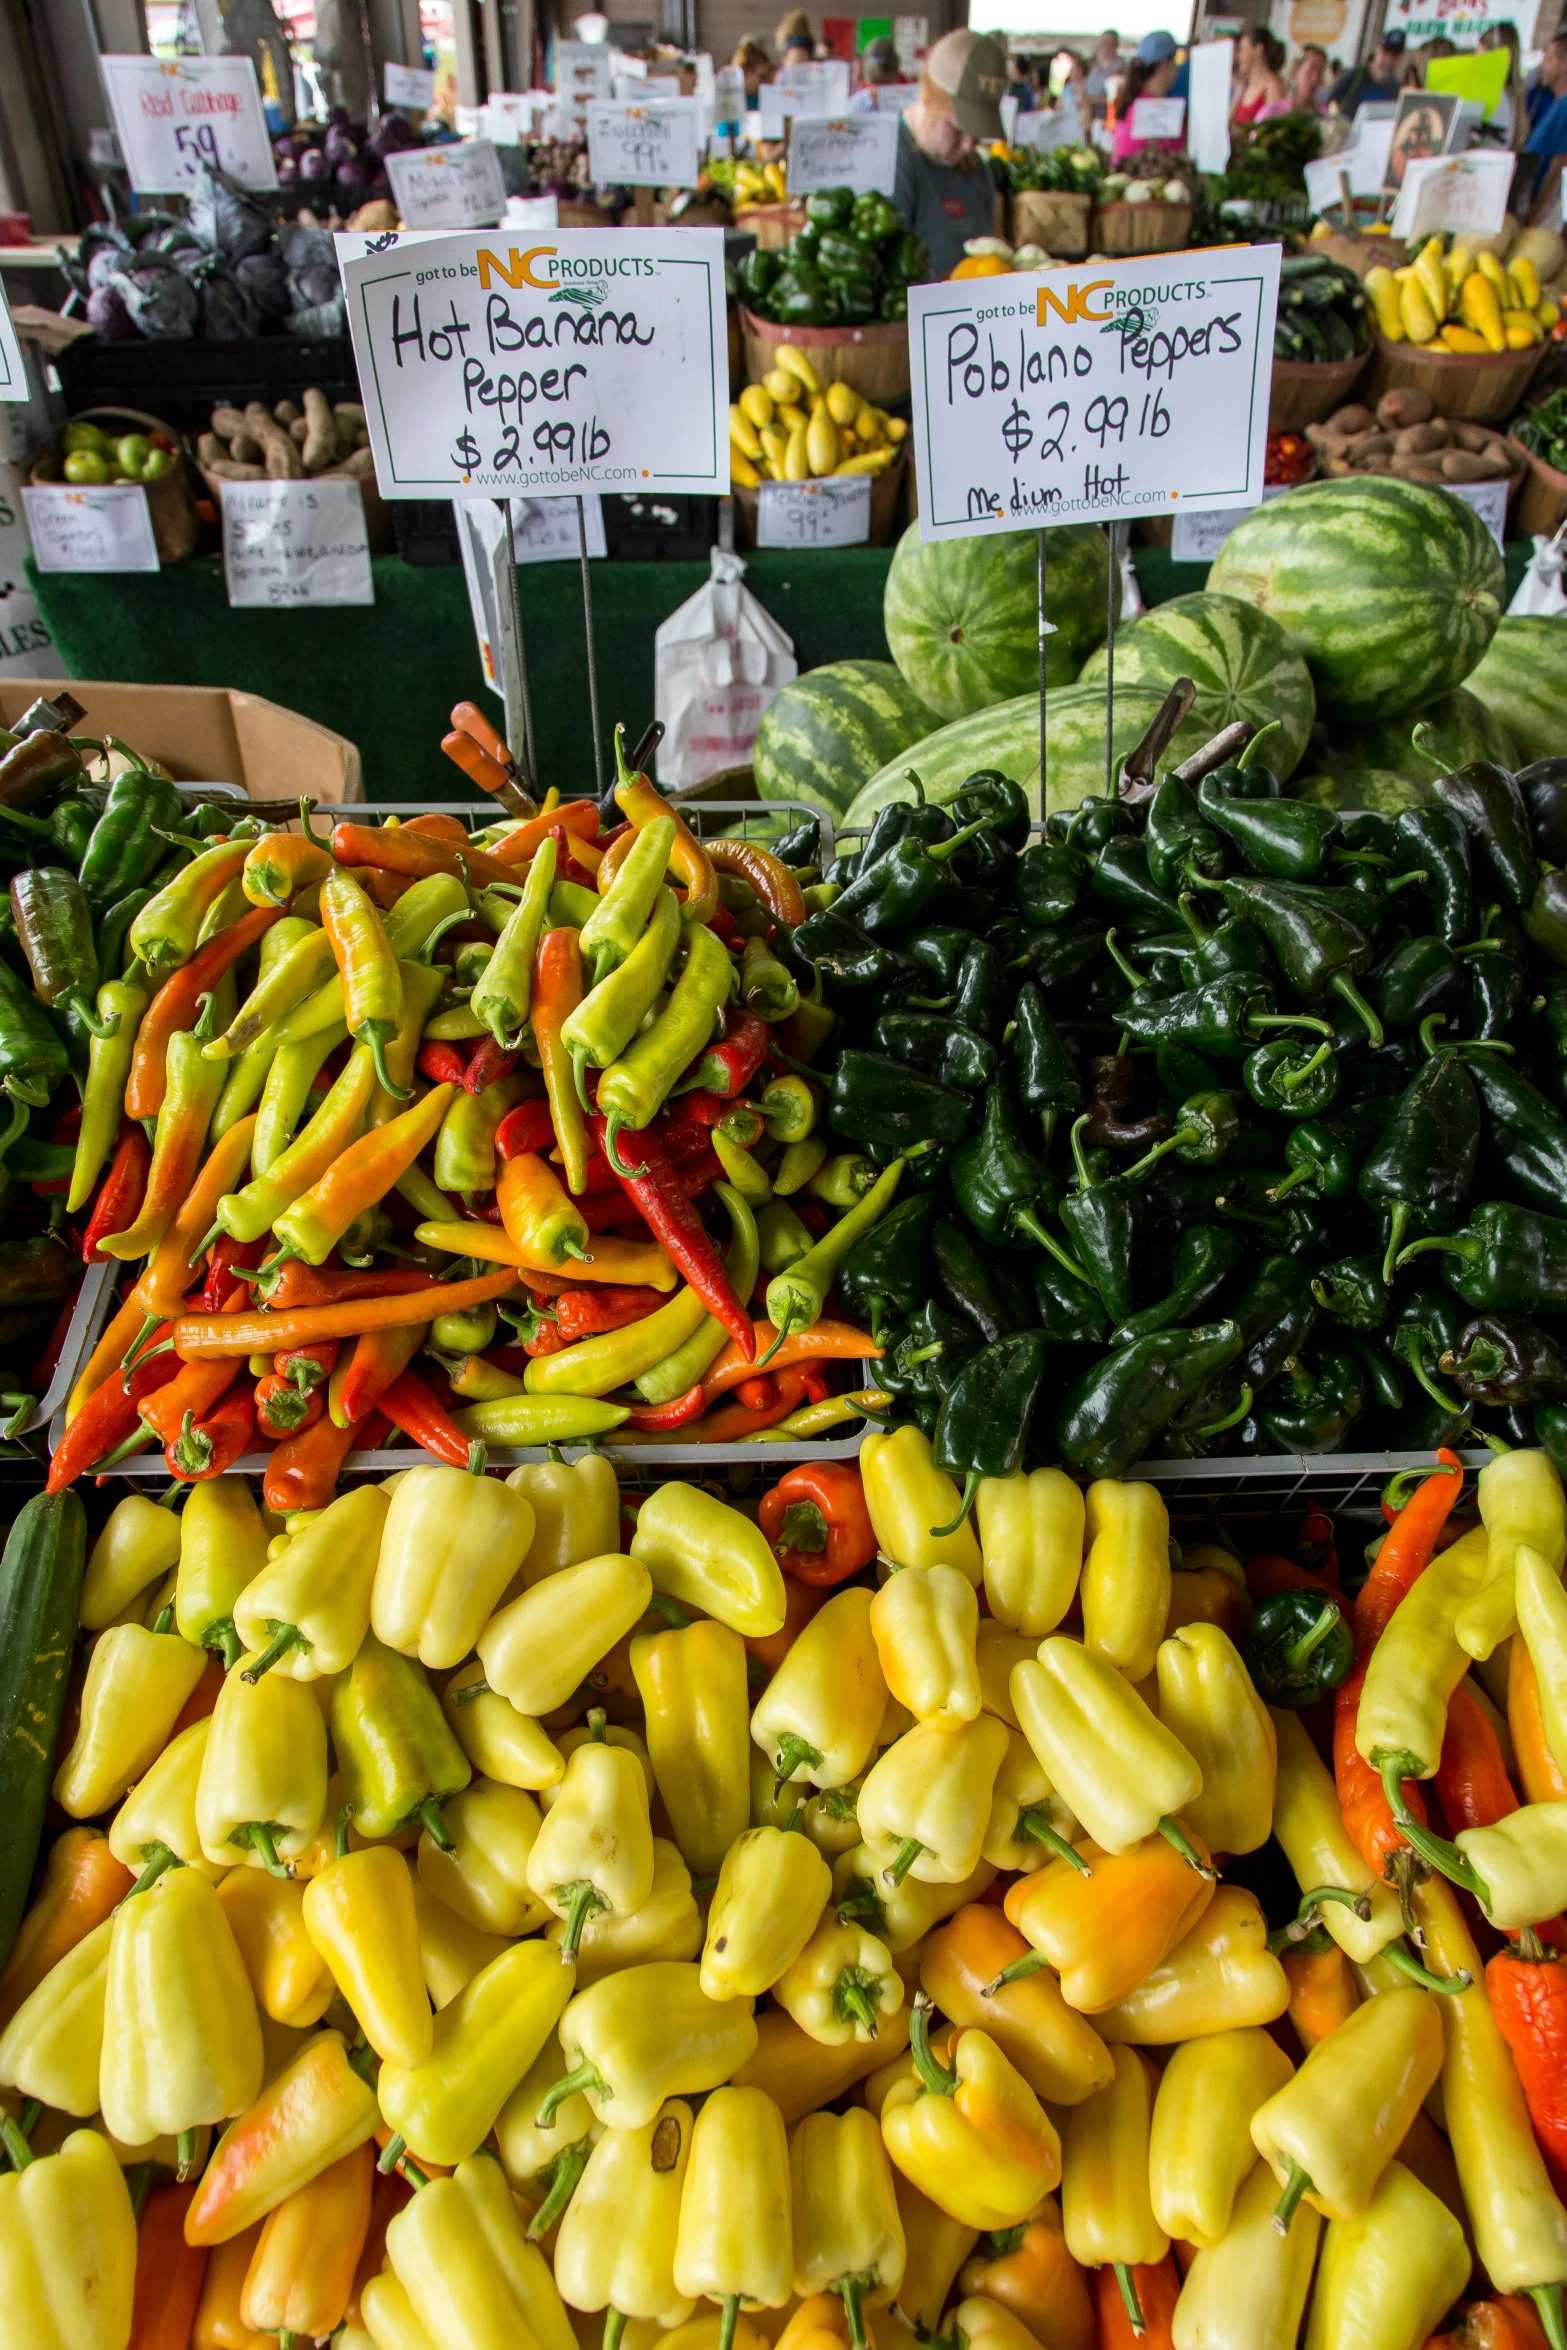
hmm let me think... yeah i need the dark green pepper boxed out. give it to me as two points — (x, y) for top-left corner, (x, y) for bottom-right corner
(1389, 1280), (1473, 1423)
(1393, 806), (1471, 948)
(804, 186), (855, 228)
(931, 1217), (1018, 1344)
(1465, 1055), (1567, 1214)
(1243, 1039), (1338, 1118)
(1013, 842), (1087, 928)
(1030, 1249), (1110, 1346)
(1218, 876), (1383, 1045)
(828, 820), (978, 941)
(951, 770), (1030, 852)
(880, 1299), (977, 1413)
(1009, 983), (1081, 1153)
(1369, 936), (1463, 1034)
(1246, 1590), (1355, 1706)
(1123, 1091), (1242, 1180)
(9, 870), (104, 1043)
(1111, 1223), (1243, 1346)
(1177, 903), (1272, 987)
(1527, 871), (1567, 970)
(1463, 948), (1527, 1042)
(906, 926), (975, 996)
(949, 1087), (1084, 1290)
(1430, 760), (1539, 911)
(1056, 1318), (1244, 1478)
(835, 1195), (934, 1345)
(826, 1051), (971, 1154)
(872, 1012), (998, 1093)
(1442, 1312), (1567, 1406)
(1119, 971), (1330, 1061)
(1259, 1346), (1367, 1453)
(952, 940), (1006, 1039)
(788, 908), (916, 994)
(1060, 1116), (1140, 1327)
(1145, 775), (1227, 897)
(1232, 1253), (1318, 1391)
(1089, 836), (1182, 935)
(76, 765), (185, 911)
(932, 1328), (1049, 1530)
(1311, 1253), (1390, 1331)
(1196, 773), (1338, 881)
(1358, 1047), (1480, 1280)
(1063, 795), (1134, 857)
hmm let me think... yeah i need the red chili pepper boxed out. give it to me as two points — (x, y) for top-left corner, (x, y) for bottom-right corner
(623, 1382), (707, 1430)
(166, 1374), (255, 1483)
(732, 1373), (774, 1412)
(1295, 1503), (1340, 1586)
(251, 1263), (440, 1311)
(276, 1338), (338, 1394)
(495, 1097), (559, 1162)
(1094, 2257), (1179, 2350)
(1437, 1685), (1567, 1947)
(48, 1344), (179, 1491)
(548, 823), (598, 890)
(125, 906), (281, 1121)
(688, 1362), (815, 1442)
(554, 1284), (666, 1341)
(418, 1040), (470, 1086)
(141, 1354), (245, 1450)
(31, 1288), (78, 1395)
(404, 812), (473, 844)
(758, 1462), (876, 1586)
(580, 1149), (720, 1230)
(670, 1091), (729, 1131)
(128, 2183), (208, 2350)
(465, 1036), (521, 1095)
(1487, 1933), (1567, 2203)
(380, 1366), (475, 1467)
(197, 1234), (268, 1315)
(681, 1011), (771, 1100)
(81, 1127), (150, 1264)
(707, 903), (740, 942)
(255, 1373), (325, 1440)
(1245, 1552), (1338, 1605)
(337, 1324), (425, 1424)
(264, 1406), (391, 1515)
(587, 1110), (752, 1358)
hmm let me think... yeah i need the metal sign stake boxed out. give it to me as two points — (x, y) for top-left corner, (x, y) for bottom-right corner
(577, 493), (607, 799)
(1037, 528), (1048, 813)
(500, 497), (538, 789)
(1104, 517), (1129, 799)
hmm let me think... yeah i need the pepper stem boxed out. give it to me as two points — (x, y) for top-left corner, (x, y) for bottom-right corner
(127, 1842), (178, 1899)
(717, 2296), (742, 2350)
(1383, 1938), (1473, 1994)
(1113, 2265), (1145, 2338)
(1331, 973), (1385, 1049)
(335, 1807), (353, 1862)
(774, 1731), (825, 1792)
(0, 2114), (34, 2172)
(834, 1970), (884, 2041)
(1279, 1041), (1333, 1094)
(241, 1620), (308, 1683)
(602, 1114), (651, 1181)
(413, 1795), (454, 1852)
(1281, 1602), (1342, 1675)
(1377, 1753), (1490, 1903)
(209, 1620), (242, 1673)
(236, 1821), (291, 1878)
(554, 1879), (610, 1962)
(1273, 2161), (1312, 2235)
(1102, 929), (1146, 989)
(754, 1309), (800, 1374)
(928, 1469), (979, 1541)
(526, 2136), (592, 2240)
(985, 1949), (1051, 1995)
(1402, 1338), (1470, 1428)
(363, 1021), (411, 1100)
(644, 1593), (692, 1630)
(1534, 2289), (1567, 2350)
(377, 2134), (406, 2175)
(1157, 1816), (1215, 1877)
(537, 2059), (609, 2130)
(1015, 1809), (1091, 1873)
(1379, 1201), (1413, 1290)
(883, 1837), (925, 1887)
(908, 1994), (957, 2097)
(1014, 1205), (1095, 1287)
(1395, 1233), (1475, 1272)
(176, 2129), (199, 2182)
(836, 2272), (873, 2350)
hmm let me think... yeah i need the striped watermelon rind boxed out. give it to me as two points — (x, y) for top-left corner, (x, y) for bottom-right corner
(1209, 478), (1504, 723)
(1463, 614), (1567, 766)
(752, 660), (940, 820)
(1075, 591), (1315, 782)
(1292, 766), (1429, 814)
(1324, 685), (1518, 785)
(882, 522), (1113, 723)
(844, 682), (1213, 826)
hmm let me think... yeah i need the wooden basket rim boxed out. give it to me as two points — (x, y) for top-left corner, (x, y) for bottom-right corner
(1371, 328), (1547, 376)
(740, 304), (909, 349)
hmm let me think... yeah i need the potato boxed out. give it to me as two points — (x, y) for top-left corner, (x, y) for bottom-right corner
(1389, 452), (1445, 480)
(243, 399), (305, 481)
(273, 399), (301, 426)
(1442, 448), (1509, 480)
(1355, 453), (1393, 473)
(289, 417), (309, 444)
(230, 432), (262, 463)
(1377, 387), (1435, 427)
(211, 405), (246, 441)
(1451, 421), (1495, 451)
(1394, 421), (1450, 453)
(333, 401), (367, 425)
(1513, 226), (1566, 284)
(1325, 404), (1375, 435)
(1352, 431), (1396, 455)
(196, 431), (225, 467)
(301, 387), (336, 475)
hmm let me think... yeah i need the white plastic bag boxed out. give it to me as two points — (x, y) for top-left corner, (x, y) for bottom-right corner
(654, 548), (796, 789)
(1508, 529), (1567, 617)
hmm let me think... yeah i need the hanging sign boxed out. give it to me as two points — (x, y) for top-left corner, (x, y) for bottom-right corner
(907, 243), (1281, 542)
(341, 227), (730, 500)
(99, 53), (277, 193)
(786, 113), (901, 198)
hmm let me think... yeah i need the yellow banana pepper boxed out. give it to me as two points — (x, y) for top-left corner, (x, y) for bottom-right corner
(232, 1484), (388, 1681)
(218, 1869), (332, 2027)
(333, 1635), (470, 1845)
(733, 2006), (912, 2128)
(1169, 2154), (1321, 2350)
(892, 2172), (978, 2332)
(861, 1426), (981, 1583)
(549, 1835), (703, 1983)
(1010, 1639), (1204, 1862)
(372, 1462), (534, 1669)
(881, 1996), (1061, 2230)
(858, 1717), (1009, 1887)
(1515, 1542), (1567, 1783)
(1155, 1621), (1275, 1857)
(442, 1658), (564, 1791)
(175, 1472), (269, 1671)
(674, 2087), (794, 2346)
(1303, 2158), (1470, 2350)
(240, 2141), (372, 2342)
(505, 1450), (621, 1585)
(100, 1867), (264, 2157)
(184, 2028), (378, 2244)
(983, 1728), (1079, 1874)
(0, 1917), (112, 2117)
(974, 1621), (1035, 1731)
(197, 1644), (328, 1873)
(752, 1586), (888, 1793)
(378, 1938), (576, 2168)
(477, 1551), (652, 1717)
(832, 1844), (996, 1955)
(1458, 1448), (1567, 1660)
(525, 1714), (655, 1960)
(920, 1905), (1112, 2105)
(1080, 1480), (1170, 1683)
(1095, 1886), (1288, 2045)
(0, 2127), (136, 2350)
(1147, 2026), (1294, 2249)
(976, 1467), (1083, 1638)
(791, 2106), (906, 2350)
(53, 1616), (207, 1819)
(493, 2026), (595, 2200)
(421, 1775), (549, 1937)
(1269, 1709), (1405, 1964)
(80, 1492), (181, 1631)
(1356, 1523), (1490, 1792)
(774, 1912), (902, 2046)
(109, 1717), (223, 1888)
(869, 1565), (980, 1728)
(555, 2101), (696, 2335)
(1060, 2047), (1166, 2334)
(701, 1824), (833, 2000)
(630, 1483), (786, 1637)
(633, 1617), (751, 1880)
(1003, 1830), (1214, 2014)
(407, 1865), (510, 2009)
(1249, 1983), (1445, 2230)
(1456, 1798), (1567, 1931)
(302, 1840), (433, 2069)
(549, 1962), (758, 2133)
(376, 2152), (576, 2350)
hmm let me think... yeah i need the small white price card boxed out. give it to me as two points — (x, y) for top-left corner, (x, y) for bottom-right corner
(759, 84), (809, 135)
(341, 225), (730, 499)
(510, 492), (607, 560)
(873, 83), (918, 112)
(908, 243), (1281, 541)
(554, 41), (614, 105)
(1170, 477), (1293, 562)
(385, 61), (436, 107)
(787, 112), (901, 198)
(1446, 476), (1509, 552)
(778, 59), (852, 108)
(487, 93), (540, 144)
(504, 194), (560, 228)
(1130, 96), (1186, 141)
(383, 141), (508, 231)
(220, 479), (374, 609)
(586, 98), (705, 190)
(22, 483), (159, 573)
(1392, 150), (1513, 243)
(1187, 40), (1232, 177)
(756, 475), (872, 547)
(0, 285), (25, 403)
(99, 54), (277, 193)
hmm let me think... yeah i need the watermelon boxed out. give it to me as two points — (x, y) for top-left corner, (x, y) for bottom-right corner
(1292, 767), (1429, 815)
(1208, 479), (1505, 723)
(752, 660), (940, 819)
(1075, 592), (1315, 782)
(1323, 687), (1518, 784)
(1464, 615), (1567, 765)
(882, 522), (1113, 722)
(844, 682), (1212, 827)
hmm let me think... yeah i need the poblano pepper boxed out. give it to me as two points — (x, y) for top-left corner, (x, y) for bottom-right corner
(1393, 806), (1471, 948)
(1111, 1224), (1243, 1346)
(1056, 1319), (1244, 1478)
(1464, 945), (1528, 1041)
(1311, 1253), (1390, 1331)
(1060, 1116), (1139, 1326)
(871, 1011), (997, 1093)
(1464, 1055), (1567, 1214)
(950, 1085), (1085, 1283)
(1367, 936), (1463, 1034)
(1145, 774), (1228, 897)
(1030, 1249), (1111, 1345)
(1195, 774), (1339, 882)
(931, 1218), (1019, 1344)
(1218, 876), (1384, 1045)
(786, 908), (916, 995)
(1247, 1590), (1354, 1706)
(1428, 760), (1539, 910)
(931, 1328), (1049, 1532)
(835, 1194), (934, 1344)
(1008, 983), (1081, 1152)
(826, 1051), (971, 1155)
(1243, 1038), (1338, 1118)
(1118, 970), (1331, 1060)
(1358, 1046), (1480, 1281)
(1259, 1347), (1366, 1454)
(1089, 836), (1182, 934)
(1441, 1313), (1567, 1406)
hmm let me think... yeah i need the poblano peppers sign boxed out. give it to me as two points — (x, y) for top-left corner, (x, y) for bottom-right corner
(341, 228), (729, 500)
(908, 246), (1281, 542)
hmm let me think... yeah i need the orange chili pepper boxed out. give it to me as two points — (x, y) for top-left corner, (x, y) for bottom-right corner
(167, 1374), (256, 1483)
(141, 1354), (245, 1449)
(130, 2183), (209, 2350)
(1427, 2297), (1554, 2347)
(239, 2141), (373, 2340)
(1093, 2254), (1179, 2349)
(531, 926), (589, 1195)
(344, 2167), (411, 2330)
(132, 1115), (262, 1323)
(334, 1323), (425, 1425)
(125, 910), (280, 1122)
(1510, 1636), (1567, 1807)
(263, 1405), (391, 1516)
(490, 796), (600, 866)
(0, 1826), (132, 2028)
(599, 739), (717, 923)
(702, 1319), (878, 1401)
(268, 1081), (455, 1268)
(330, 820), (519, 891)
(1487, 1930), (1567, 2204)
(169, 1266), (517, 1362)
(1280, 1939), (1359, 2053)
(241, 833), (333, 909)
(380, 1365), (473, 1468)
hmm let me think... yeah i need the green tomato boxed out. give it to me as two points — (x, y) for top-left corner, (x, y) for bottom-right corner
(140, 447), (172, 480)
(61, 421), (111, 457)
(115, 433), (152, 477)
(62, 448), (111, 485)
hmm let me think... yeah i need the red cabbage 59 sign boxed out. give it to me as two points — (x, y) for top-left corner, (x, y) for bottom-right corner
(907, 247), (1280, 541)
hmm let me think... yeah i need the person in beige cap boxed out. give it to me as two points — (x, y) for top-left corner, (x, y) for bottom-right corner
(893, 28), (1006, 279)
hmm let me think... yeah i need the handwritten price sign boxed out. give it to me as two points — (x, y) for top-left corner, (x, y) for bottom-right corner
(786, 114), (901, 198)
(585, 98), (706, 190)
(907, 246), (1279, 541)
(341, 227), (729, 499)
(99, 54), (277, 194)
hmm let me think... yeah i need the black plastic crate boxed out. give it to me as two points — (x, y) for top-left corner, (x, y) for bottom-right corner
(603, 492), (716, 562)
(391, 499), (462, 566)
(54, 333), (360, 435)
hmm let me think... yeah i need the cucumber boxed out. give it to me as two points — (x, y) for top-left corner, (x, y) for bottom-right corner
(0, 1491), (86, 1966)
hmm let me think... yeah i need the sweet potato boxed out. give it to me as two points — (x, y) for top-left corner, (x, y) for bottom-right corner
(273, 399), (301, 427)
(1377, 387), (1436, 428)
(301, 387), (336, 475)
(1325, 404), (1375, 435)
(243, 401), (304, 481)
(1441, 448), (1509, 480)
(1394, 421), (1450, 453)
(211, 405), (247, 441)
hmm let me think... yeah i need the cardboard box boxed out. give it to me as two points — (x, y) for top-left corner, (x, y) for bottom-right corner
(0, 680), (362, 803)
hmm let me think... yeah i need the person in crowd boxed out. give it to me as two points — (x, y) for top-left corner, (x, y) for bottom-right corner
(1519, 32), (1567, 218)
(893, 27), (1006, 279)
(775, 8), (809, 55)
(1288, 42), (1329, 112)
(732, 37), (773, 99)
(1481, 20), (1527, 145)
(1085, 29), (1121, 117)
(1053, 48), (1090, 137)
(1006, 53), (1034, 103)
(781, 31), (814, 66)
(1232, 26), (1288, 124)
(1326, 25), (1405, 113)
(1402, 36), (1455, 89)
(1111, 36), (1182, 164)
(850, 35), (901, 110)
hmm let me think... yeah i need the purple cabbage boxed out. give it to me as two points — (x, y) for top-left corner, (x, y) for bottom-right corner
(234, 247), (292, 321)
(286, 293), (345, 338)
(291, 264), (340, 309)
(105, 260), (198, 339)
(370, 116), (418, 157)
(187, 162), (275, 261)
(299, 149), (328, 181)
(84, 284), (137, 340)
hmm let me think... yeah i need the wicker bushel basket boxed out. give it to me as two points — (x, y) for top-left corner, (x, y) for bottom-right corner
(1008, 190), (1092, 259)
(740, 306), (910, 403)
(735, 201), (807, 250)
(1366, 331), (1549, 424)
(731, 452), (905, 548)
(1269, 351), (1372, 433)
(31, 405), (200, 565)
(1090, 200), (1193, 256)
(1511, 429), (1567, 539)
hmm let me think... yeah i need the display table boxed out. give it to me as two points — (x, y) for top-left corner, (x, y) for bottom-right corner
(28, 540), (1539, 798)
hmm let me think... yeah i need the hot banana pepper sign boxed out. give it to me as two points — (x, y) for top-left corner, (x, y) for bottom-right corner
(908, 244), (1282, 541)
(340, 228), (729, 499)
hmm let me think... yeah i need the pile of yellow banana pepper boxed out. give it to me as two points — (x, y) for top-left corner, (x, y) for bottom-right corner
(11, 1438), (1567, 2350)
